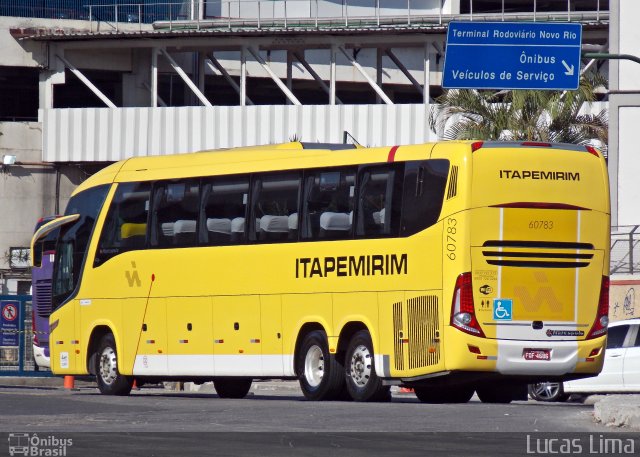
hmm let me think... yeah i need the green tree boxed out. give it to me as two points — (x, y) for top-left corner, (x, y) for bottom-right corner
(429, 73), (608, 149)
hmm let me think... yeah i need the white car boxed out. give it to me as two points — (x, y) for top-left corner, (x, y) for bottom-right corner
(529, 318), (640, 402)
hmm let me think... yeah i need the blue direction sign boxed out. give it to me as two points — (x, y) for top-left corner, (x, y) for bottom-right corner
(443, 21), (582, 90)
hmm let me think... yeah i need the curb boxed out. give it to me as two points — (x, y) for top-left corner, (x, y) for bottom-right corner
(0, 376), (95, 389)
(593, 395), (640, 429)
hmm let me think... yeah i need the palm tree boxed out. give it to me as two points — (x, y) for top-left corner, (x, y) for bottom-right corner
(429, 73), (608, 150)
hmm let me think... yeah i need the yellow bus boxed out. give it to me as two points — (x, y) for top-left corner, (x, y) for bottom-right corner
(35, 140), (610, 403)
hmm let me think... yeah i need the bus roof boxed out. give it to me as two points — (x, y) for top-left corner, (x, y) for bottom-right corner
(70, 140), (605, 198)
(71, 142), (444, 196)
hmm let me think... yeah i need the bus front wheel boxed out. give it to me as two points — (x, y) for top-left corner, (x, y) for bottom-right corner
(95, 333), (133, 396)
(344, 330), (390, 402)
(213, 378), (253, 398)
(297, 330), (345, 401)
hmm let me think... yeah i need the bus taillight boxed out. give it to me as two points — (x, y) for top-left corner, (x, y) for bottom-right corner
(451, 272), (485, 338)
(586, 276), (609, 340)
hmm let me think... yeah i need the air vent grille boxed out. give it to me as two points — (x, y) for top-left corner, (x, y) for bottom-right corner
(446, 166), (459, 199)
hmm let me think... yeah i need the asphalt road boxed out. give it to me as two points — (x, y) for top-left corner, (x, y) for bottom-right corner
(0, 381), (637, 457)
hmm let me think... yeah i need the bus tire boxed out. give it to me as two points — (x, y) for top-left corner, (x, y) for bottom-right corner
(95, 333), (133, 396)
(213, 378), (253, 398)
(297, 330), (345, 401)
(476, 384), (514, 404)
(344, 330), (390, 402)
(414, 385), (474, 404)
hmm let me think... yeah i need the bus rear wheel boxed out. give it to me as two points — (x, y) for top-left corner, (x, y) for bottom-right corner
(476, 384), (514, 404)
(414, 385), (474, 404)
(297, 330), (345, 401)
(344, 330), (390, 402)
(95, 333), (133, 396)
(213, 378), (253, 398)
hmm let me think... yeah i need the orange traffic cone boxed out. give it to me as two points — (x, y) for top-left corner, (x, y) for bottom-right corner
(63, 376), (75, 389)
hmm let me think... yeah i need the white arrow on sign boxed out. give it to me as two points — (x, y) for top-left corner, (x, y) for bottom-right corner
(562, 60), (575, 76)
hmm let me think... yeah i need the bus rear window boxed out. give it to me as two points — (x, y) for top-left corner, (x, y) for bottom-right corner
(400, 159), (450, 236)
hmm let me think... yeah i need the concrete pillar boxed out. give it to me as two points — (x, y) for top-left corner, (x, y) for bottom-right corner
(122, 48), (152, 107)
(38, 70), (65, 111)
(424, 43), (431, 105)
(287, 51), (293, 105)
(330, 46), (337, 106)
(151, 48), (159, 107)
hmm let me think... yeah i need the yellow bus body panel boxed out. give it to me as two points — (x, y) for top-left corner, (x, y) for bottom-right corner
(49, 140), (610, 385)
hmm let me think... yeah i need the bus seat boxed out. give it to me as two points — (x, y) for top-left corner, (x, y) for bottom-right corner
(206, 217), (232, 244)
(174, 219), (197, 245)
(121, 222), (146, 249)
(320, 212), (351, 230)
(161, 222), (175, 237)
(230, 217), (245, 242)
(260, 215), (289, 233)
(121, 222), (146, 239)
(372, 208), (385, 226)
(231, 217), (245, 233)
(288, 213), (298, 240)
(260, 215), (289, 241)
(288, 213), (298, 231)
(207, 218), (232, 234)
(319, 212), (351, 238)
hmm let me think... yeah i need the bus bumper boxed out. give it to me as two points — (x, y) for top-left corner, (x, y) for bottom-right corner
(444, 328), (606, 378)
(33, 344), (51, 369)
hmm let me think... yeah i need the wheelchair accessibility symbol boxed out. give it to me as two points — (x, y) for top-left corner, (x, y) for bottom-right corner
(493, 299), (513, 321)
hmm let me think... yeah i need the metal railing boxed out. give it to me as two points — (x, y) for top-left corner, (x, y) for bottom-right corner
(0, 296), (50, 376)
(77, 2), (610, 31)
(611, 225), (640, 275)
(0, 1), (610, 31)
(0, 0), (177, 22)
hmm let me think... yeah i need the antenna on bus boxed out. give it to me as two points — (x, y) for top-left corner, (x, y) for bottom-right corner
(343, 131), (361, 147)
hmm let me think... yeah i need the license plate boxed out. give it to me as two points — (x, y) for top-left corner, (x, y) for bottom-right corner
(523, 349), (551, 361)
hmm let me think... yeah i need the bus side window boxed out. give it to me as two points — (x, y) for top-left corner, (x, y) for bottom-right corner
(150, 179), (200, 248)
(400, 159), (450, 236)
(33, 240), (44, 268)
(356, 165), (402, 238)
(250, 172), (301, 243)
(302, 168), (356, 240)
(200, 176), (249, 245)
(94, 182), (151, 266)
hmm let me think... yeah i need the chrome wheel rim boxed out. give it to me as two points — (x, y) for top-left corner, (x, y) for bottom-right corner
(349, 344), (372, 388)
(99, 346), (118, 386)
(532, 382), (561, 401)
(304, 345), (324, 387)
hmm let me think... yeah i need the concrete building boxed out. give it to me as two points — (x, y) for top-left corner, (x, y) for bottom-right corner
(0, 1), (625, 293)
